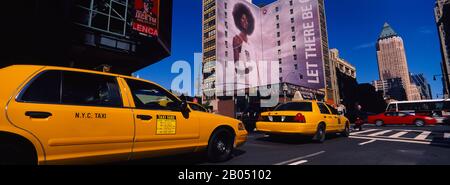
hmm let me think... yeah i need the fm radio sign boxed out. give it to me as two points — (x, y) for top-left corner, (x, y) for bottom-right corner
(132, 0), (159, 37)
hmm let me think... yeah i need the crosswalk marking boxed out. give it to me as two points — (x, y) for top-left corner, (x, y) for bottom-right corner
(389, 131), (408, 138)
(350, 129), (380, 135)
(349, 128), (450, 146)
(349, 136), (431, 145)
(367, 130), (392, 137)
(414, 131), (431, 140)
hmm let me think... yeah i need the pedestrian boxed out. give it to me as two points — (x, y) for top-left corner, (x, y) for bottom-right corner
(337, 104), (346, 115)
(353, 104), (367, 131)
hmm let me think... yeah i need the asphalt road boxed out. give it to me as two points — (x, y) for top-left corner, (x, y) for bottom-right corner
(122, 124), (450, 165)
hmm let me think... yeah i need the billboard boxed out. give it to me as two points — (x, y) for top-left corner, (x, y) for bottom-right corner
(132, 0), (160, 37)
(216, 0), (265, 93)
(215, 0), (325, 92)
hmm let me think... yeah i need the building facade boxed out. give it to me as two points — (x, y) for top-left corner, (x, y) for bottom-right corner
(1, 0), (173, 74)
(435, 0), (450, 97)
(329, 48), (356, 105)
(410, 73), (433, 100)
(202, 0), (331, 117)
(372, 78), (407, 101)
(376, 23), (418, 101)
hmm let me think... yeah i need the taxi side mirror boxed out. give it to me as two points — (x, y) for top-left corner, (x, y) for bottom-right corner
(179, 94), (189, 113)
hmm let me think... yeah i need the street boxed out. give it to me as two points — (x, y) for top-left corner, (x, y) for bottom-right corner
(124, 125), (450, 165)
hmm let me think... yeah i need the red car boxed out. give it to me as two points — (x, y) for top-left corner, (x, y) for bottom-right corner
(368, 112), (437, 127)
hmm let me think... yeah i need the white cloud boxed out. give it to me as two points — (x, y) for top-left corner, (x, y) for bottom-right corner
(418, 27), (433, 34)
(354, 42), (376, 50)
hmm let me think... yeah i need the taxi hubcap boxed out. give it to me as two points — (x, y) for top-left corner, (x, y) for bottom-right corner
(217, 141), (226, 152)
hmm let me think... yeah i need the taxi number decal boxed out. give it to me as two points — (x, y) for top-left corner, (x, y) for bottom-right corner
(156, 115), (177, 135)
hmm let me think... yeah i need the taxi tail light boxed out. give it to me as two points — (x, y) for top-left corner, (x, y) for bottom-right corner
(294, 113), (306, 123)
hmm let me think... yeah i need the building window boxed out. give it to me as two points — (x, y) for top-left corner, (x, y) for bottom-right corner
(291, 17), (295, 23)
(225, 21), (228, 29)
(294, 54), (298, 60)
(279, 68), (283, 73)
(73, 0), (128, 36)
(277, 32), (280, 37)
(280, 77), (283, 82)
(278, 58), (282, 64)
(225, 51), (228, 57)
(225, 12), (227, 19)
(277, 40), (281, 46)
(292, 36), (296, 42)
(278, 49), (281, 55)
(225, 31), (228, 37)
(291, 26), (295, 32)
(276, 23), (280, 29)
(225, 41), (228, 48)
(276, 7), (279, 12)
(225, 3), (227, 9)
(276, 15), (279, 20)
(294, 64), (298, 70)
(293, 45), (296, 51)
(290, 0), (293, 6)
(290, 9), (294, 14)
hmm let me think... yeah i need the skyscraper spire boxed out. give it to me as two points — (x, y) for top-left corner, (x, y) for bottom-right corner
(376, 22), (420, 101)
(378, 22), (398, 40)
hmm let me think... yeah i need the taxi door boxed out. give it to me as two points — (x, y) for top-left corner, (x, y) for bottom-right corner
(120, 78), (200, 160)
(326, 104), (343, 131)
(317, 103), (338, 131)
(6, 70), (135, 164)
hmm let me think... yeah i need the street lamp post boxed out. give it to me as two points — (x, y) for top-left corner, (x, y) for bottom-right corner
(433, 74), (450, 98)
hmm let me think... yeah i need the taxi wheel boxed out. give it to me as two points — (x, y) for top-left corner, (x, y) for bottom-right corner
(312, 124), (326, 143)
(0, 139), (37, 165)
(207, 128), (234, 163)
(342, 123), (350, 137)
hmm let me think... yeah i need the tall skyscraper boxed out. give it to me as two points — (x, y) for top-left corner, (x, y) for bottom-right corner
(376, 23), (417, 101)
(202, 0), (331, 116)
(435, 0), (450, 97)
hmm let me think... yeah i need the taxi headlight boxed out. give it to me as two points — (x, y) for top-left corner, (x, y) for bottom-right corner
(238, 122), (246, 131)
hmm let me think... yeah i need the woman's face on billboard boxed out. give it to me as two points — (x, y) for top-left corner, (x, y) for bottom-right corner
(240, 14), (249, 32)
(144, 1), (153, 12)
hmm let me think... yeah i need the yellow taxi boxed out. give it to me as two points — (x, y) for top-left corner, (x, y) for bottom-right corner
(256, 100), (350, 143)
(0, 65), (247, 165)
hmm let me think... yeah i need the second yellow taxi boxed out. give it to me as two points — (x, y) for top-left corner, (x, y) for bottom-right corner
(256, 100), (350, 143)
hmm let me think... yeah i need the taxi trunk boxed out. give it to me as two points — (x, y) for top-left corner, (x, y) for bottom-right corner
(256, 111), (317, 135)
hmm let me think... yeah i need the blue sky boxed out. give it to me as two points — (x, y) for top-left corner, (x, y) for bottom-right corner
(137, 0), (443, 98)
